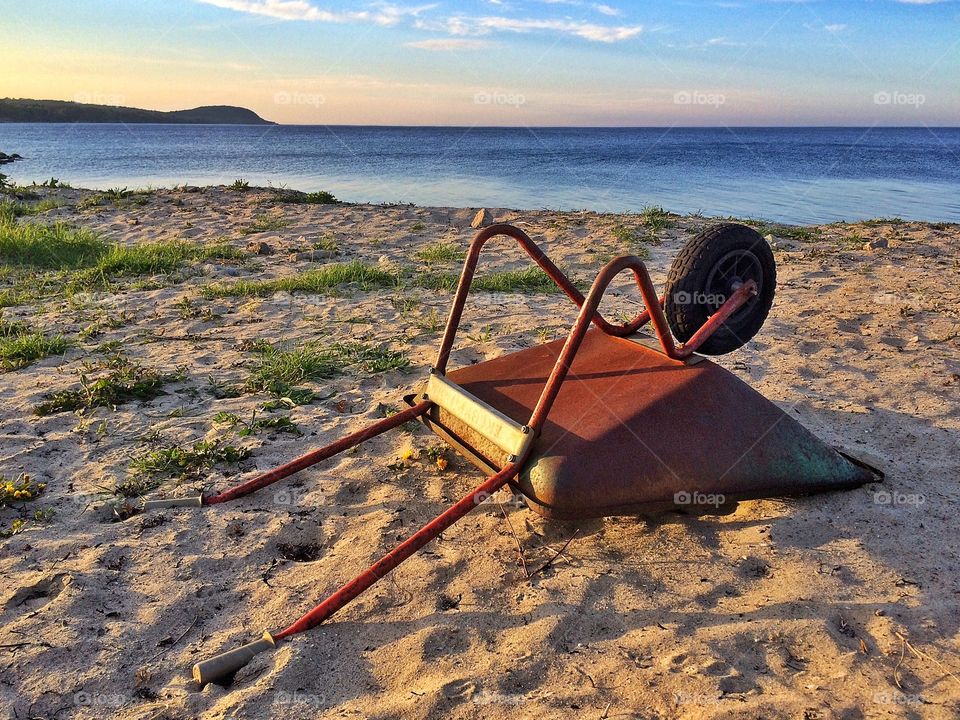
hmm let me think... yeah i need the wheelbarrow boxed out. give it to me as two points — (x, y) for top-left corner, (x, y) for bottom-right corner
(145, 223), (876, 685)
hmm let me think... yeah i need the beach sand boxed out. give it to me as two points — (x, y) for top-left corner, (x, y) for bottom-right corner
(1, 186), (958, 719)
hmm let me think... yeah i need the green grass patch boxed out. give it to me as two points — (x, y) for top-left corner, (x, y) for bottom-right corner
(128, 440), (250, 482)
(0, 220), (107, 269)
(0, 331), (69, 371)
(34, 358), (176, 415)
(204, 261), (398, 298)
(639, 205), (671, 231)
(213, 411), (301, 437)
(416, 242), (464, 263)
(473, 266), (559, 293)
(243, 214), (288, 234)
(754, 223), (820, 242)
(246, 340), (409, 400)
(70, 240), (242, 287)
(0, 198), (63, 221)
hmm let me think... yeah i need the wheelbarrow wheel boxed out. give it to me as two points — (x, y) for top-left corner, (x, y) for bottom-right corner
(664, 223), (776, 355)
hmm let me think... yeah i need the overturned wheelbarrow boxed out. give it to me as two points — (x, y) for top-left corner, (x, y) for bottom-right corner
(145, 222), (876, 685)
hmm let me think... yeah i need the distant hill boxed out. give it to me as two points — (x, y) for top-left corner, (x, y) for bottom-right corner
(0, 99), (276, 125)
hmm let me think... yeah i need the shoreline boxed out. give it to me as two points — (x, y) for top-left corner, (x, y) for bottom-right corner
(0, 184), (958, 718)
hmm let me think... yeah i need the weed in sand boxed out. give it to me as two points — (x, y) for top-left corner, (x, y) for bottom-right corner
(204, 261), (398, 298)
(416, 241), (464, 264)
(0, 331), (69, 371)
(231, 179), (250, 191)
(1, 474), (46, 507)
(243, 214), (288, 234)
(34, 357), (177, 415)
(128, 441), (250, 482)
(246, 340), (409, 400)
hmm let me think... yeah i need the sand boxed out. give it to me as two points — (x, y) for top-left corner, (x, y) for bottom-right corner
(0, 186), (958, 719)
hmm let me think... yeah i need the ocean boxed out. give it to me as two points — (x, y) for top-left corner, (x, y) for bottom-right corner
(1, 124), (958, 224)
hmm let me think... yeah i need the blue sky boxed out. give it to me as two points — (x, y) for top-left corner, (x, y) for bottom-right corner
(3, 0), (958, 125)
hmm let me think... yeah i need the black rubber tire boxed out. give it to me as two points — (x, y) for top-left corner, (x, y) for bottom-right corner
(664, 223), (776, 355)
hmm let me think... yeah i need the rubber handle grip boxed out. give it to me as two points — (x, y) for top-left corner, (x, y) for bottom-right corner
(193, 632), (275, 685)
(143, 495), (204, 510)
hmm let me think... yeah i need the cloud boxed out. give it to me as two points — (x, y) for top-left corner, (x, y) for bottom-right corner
(199, 0), (642, 43)
(196, 0), (434, 26)
(468, 15), (642, 42)
(405, 38), (493, 50)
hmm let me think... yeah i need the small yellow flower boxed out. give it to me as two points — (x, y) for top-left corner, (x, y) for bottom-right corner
(436, 457), (449, 472)
(21, 491), (31, 499)
(13, 490), (24, 499)
(400, 447), (415, 462)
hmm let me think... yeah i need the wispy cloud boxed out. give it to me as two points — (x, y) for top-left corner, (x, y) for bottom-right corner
(198, 0), (643, 43)
(196, 0), (434, 26)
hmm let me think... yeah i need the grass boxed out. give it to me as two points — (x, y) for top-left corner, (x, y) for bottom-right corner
(243, 214), (288, 234)
(0, 220), (107, 269)
(0, 215), (243, 292)
(204, 261), (398, 298)
(246, 340), (409, 400)
(752, 223), (820, 242)
(70, 240), (242, 286)
(274, 189), (339, 204)
(416, 241), (464, 263)
(0, 331), (69, 371)
(213, 411), (301, 437)
(639, 205), (671, 232)
(34, 357), (176, 415)
(415, 266), (559, 294)
(0, 198), (63, 221)
(231, 179), (250, 190)
(128, 440), (250, 482)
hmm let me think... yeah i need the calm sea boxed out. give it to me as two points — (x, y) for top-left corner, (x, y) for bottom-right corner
(1, 124), (958, 224)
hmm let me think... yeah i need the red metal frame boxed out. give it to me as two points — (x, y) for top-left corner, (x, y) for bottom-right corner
(201, 223), (754, 507)
(191, 224), (757, 683)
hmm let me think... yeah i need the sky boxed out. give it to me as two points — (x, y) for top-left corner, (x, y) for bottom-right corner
(2, 0), (959, 126)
